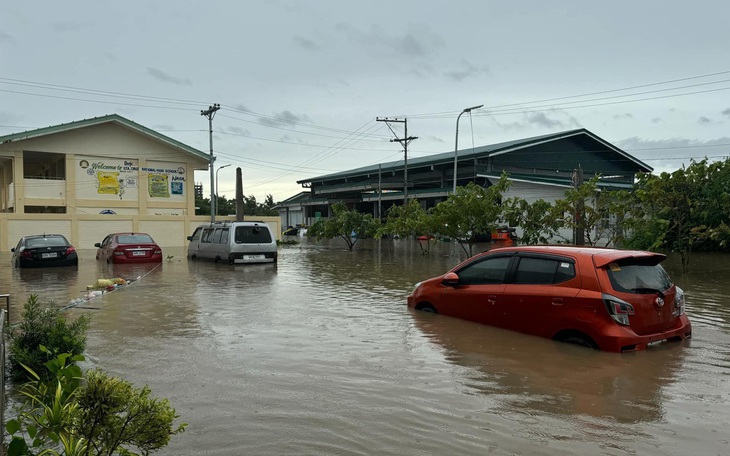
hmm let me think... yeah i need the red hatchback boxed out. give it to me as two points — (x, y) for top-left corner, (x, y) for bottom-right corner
(407, 246), (692, 352)
(95, 233), (163, 264)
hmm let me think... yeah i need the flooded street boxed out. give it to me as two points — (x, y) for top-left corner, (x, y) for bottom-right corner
(2, 239), (730, 455)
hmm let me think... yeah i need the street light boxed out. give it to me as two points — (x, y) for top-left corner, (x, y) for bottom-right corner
(215, 164), (231, 216)
(453, 104), (483, 194)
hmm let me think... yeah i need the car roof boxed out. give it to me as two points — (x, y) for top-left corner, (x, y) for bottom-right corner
(487, 245), (666, 267)
(23, 234), (67, 239)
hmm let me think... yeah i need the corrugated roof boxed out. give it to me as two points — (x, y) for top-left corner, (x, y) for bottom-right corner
(297, 128), (652, 184)
(0, 114), (209, 161)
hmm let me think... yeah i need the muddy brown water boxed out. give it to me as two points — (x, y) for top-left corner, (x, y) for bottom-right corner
(2, 238), (730, 455)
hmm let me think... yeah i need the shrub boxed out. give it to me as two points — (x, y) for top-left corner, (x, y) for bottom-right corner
(8, 294), (90, 382)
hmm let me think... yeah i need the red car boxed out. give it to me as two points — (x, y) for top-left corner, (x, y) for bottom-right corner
(407, 245), (692, 353)
(95, 232), (163, 264)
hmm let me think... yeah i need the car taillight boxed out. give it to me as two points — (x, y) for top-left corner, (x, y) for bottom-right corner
(20, 249), (32, 258)
(673, 286), (686, 316)
(603, 293), (635, 326)
(114, 249), (125, 256)
(66, 246), (76, 255)
(154, 249), (162, 255)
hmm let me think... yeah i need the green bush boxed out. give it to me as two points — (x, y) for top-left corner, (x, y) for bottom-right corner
(8, 294), (90, 382)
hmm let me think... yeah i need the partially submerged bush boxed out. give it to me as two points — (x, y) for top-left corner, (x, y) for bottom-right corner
(8, 293), (90, 382)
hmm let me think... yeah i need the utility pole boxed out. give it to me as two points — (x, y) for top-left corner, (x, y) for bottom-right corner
(201, 103), (220, 223)
(376, 117), (417, 204)
(572, 165), (585, 245)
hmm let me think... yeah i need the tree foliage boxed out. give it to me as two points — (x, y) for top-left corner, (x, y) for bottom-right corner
(195, 194), (278, 216)
(502, 197), (560, 245)
(379, 199), (435, 254)
(9, 294), (90, 382)
(430, 174), (511, 257)
(308, 201), (380, 250)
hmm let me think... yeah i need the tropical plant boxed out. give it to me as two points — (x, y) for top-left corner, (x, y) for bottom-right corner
(9, 294), (90, 382)
(6, 352), (186, 456)
(307, 201), (380, 250)
(379, 199), (435, 254)
(502, 197), (560, 245)
(430, 174), (511, 257)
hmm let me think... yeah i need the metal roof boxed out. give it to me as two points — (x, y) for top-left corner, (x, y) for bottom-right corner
(297, 128), (652, 184)
(0, 114), (209, 161)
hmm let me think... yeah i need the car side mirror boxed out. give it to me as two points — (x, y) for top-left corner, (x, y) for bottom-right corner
(442, 272), (460, 287)
(186, 236), (193, 241)
(94, 243), (101, 248)
(10, 248), (15, 252)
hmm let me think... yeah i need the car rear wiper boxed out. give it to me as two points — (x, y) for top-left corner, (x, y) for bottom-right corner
(629, 287), (665, 300)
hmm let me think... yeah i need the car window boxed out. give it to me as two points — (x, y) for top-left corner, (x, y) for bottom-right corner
(117, 234), (154, 244)
(456, 256), (511, 285)
(607, 259), (672, 293)
(513, 257), (575, 284)
(26, 236), (68, 248)
(189, 228), (202, 242)
(219, 228), (229, 244)
(234, 226), (272, 244)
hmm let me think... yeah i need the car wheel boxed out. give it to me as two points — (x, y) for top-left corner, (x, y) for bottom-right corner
(417, 304), (438, 314)
(560, 333), (598, 350)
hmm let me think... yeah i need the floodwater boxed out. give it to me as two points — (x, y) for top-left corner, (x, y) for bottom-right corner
(2, 238), (730, 455)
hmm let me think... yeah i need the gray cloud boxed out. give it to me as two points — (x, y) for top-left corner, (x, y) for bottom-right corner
(334, 23), (444, 60)
(0, 31), (14, 43)
(651, 117), (662, 123)
(231, 103), (250, 113)
(613, 113), (634, 120)
(698, 116), (713, 124)
(616, 136), (730, 174)
(293, 36), (320, 51)
(227, 126), (250, 136)
(51, 21), (86, 33)
(146, 68), (192, 86)
(527, 112), (580, 129)
(443, 59), (490, 82)
(259, 110), (309, 128)
(722, 108), (730, 118)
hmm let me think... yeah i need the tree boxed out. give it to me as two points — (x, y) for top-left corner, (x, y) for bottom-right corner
(553, 176), (633, 247)
(379, 199), (435, 254)
(308, 201), (380, 250)
(430, 174), (511, 257)
(502, 197), (560, 245)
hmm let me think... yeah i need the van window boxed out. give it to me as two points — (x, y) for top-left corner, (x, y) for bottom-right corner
(213, 228), (224, 244)
(234, 225), (272, 244)
(189, 228), (202, 242)
(201, 228), (215, 243)
(220, 228), (229, 244)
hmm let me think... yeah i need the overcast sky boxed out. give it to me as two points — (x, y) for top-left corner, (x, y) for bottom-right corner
(2, 1), (730, 202)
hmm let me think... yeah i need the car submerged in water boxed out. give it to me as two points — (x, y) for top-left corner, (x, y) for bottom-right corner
(407, 245), (692, 353)
(94, 232), (163, 264)
(11, 234), (79, 268)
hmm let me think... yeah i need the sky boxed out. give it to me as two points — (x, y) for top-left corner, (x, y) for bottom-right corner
(2, 1), (730, 203)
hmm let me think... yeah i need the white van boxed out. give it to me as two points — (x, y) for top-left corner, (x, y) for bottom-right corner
(187, 221), (278, 264)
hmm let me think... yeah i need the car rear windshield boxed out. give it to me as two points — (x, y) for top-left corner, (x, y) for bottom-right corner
(117, 234), (154, 244)
(606, 258), (673, 294)
(234, 226), (272, 244)
(26, 236), (68, 248)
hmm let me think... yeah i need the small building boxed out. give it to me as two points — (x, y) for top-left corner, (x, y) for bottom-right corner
(0, 114), (279, 252)
(284, 128), (652, 233)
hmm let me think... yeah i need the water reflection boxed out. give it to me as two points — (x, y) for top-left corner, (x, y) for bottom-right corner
(410, 309), (685, 423)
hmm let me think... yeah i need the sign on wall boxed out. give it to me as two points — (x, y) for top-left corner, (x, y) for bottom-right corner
(141, 161), (186, 200)
(77, 158), (140, 200)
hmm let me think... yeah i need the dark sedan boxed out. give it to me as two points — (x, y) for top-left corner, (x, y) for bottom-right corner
(11, 234), (79, 268)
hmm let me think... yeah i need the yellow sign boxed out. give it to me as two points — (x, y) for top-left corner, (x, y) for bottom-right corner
(97, 172), (120, 195)
(148, 174), (170, 198)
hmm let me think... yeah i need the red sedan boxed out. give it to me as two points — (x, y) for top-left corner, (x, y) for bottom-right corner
(95, 232), (163, 264)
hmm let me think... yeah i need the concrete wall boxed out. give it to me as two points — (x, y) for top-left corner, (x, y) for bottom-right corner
(0, 214), (280, 252)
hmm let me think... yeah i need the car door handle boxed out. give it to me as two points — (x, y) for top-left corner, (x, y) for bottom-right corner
(487, 295), (497, 305)
(552, 298), (564, 306)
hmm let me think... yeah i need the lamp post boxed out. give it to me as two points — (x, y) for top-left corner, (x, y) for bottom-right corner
(453, 104), (483, 194)
(215, 164), (231, 216)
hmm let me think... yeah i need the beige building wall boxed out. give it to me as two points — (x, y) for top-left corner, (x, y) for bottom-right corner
(0, 117), (280, 252)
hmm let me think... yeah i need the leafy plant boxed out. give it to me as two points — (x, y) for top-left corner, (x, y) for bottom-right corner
(308, 201), (380, 250)
(9, 294), (90, 382)
(379, 199), (435, 254)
